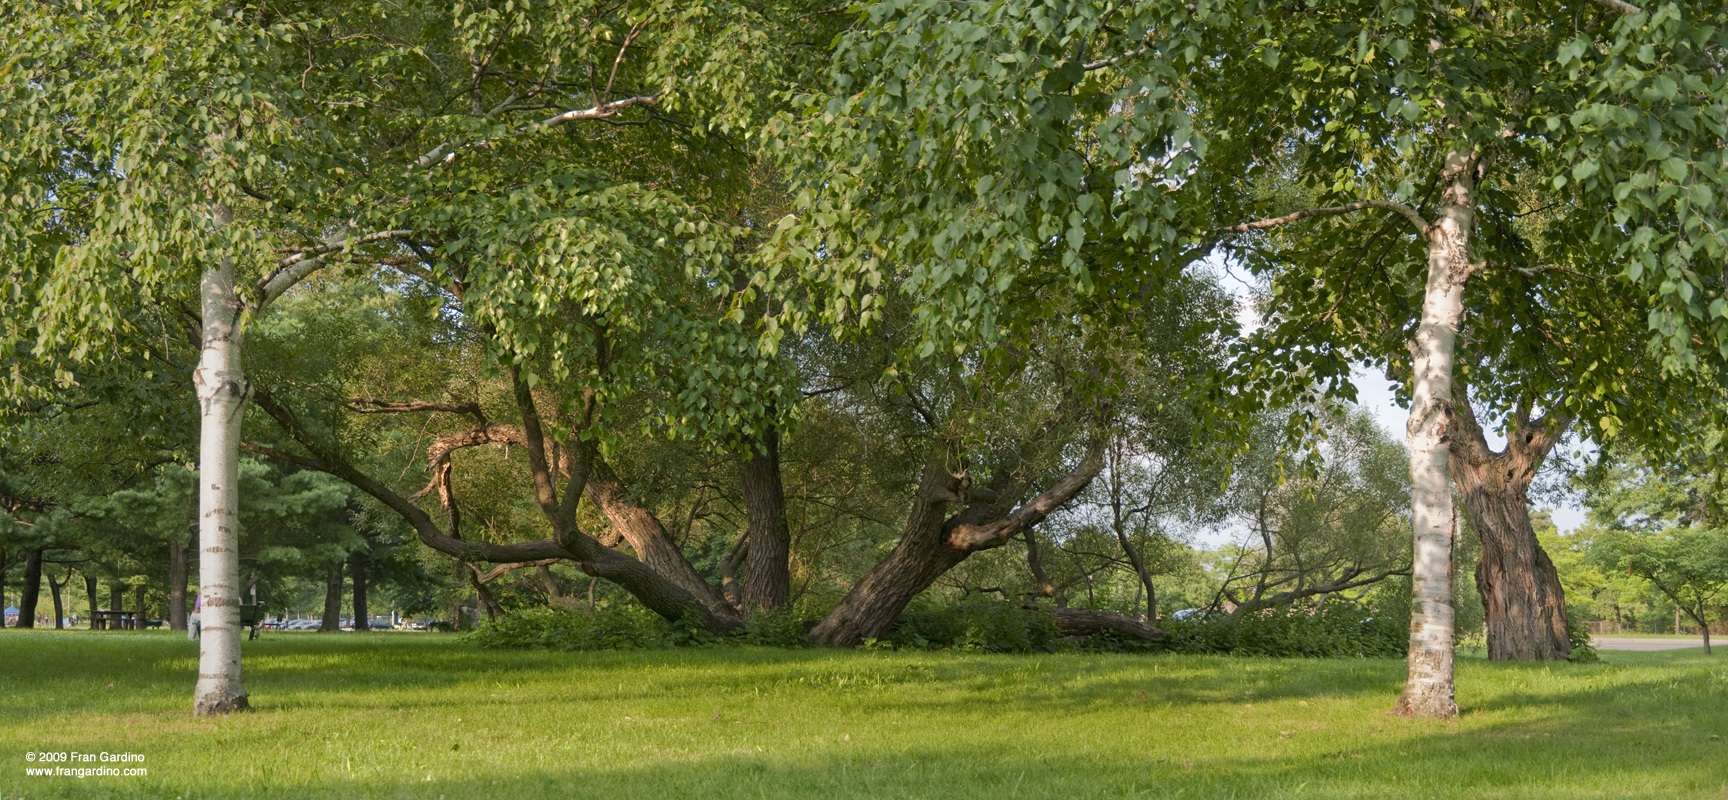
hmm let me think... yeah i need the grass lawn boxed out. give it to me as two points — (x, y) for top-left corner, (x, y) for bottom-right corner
(2, 630), (1725, 799)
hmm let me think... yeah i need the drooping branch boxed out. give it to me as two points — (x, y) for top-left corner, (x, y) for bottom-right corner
(1217, 200), (1429, 238)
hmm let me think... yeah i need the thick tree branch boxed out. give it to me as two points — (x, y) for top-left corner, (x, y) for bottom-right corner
(1218, 200), (1429, 237)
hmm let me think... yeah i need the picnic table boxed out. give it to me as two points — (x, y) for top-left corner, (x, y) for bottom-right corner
(92, 609), (141, 630)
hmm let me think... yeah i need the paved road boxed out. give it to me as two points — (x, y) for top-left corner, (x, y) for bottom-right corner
(1592, 637), (1709, 651)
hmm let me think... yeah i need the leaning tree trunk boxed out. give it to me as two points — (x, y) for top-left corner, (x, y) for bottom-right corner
(169, 536), (190, 631)
(17, 548), (42, 628)
(741, 426), (792, 612)
(810, 442), (1104, 647)
(1394, 149), (1474, 720)
(351, 548), (369, 631)
(319, 566), (344, 632)
(1450, 386), (1572, 661)
(193, 203), (250, 713)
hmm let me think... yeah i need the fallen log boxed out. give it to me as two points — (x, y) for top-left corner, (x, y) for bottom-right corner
(1054, 608), (1164, 640)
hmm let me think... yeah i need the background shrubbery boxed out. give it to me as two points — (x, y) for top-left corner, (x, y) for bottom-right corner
(470, 600), (1406, 659)
(1153, 604), (1406, 659)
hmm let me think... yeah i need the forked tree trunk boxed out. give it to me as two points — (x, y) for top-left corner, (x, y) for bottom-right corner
(48, 570), (65, 629)
(193, 203), (250, 713)
(810, 442), (1104, 647)
(351, 548), (369, 631)
(741, 426), (792, 612)
(319, 566), (343, 632)
(169, 536), (190, 630)
(1394, 149), (1473, 720)
(1450, 387), (1572, 661)
(17, 548), (42, 628)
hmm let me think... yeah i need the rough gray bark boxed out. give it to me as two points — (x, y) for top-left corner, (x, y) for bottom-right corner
(192, 203), (250, 714)
(1450, 383), (1572, 661)
(1393, 149), (1473, 720)
(319, 566), (343, 632)
(741, 426), (792, 612)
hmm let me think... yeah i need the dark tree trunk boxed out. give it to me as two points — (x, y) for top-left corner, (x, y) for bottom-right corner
(135, 584), (146, 624)
(0, 549), (8, 627)
(319, 567), (343, 632)
(740, 426), (791, 612)
(84, 574), (98, 629)
(48, 570), (66, 629)
(810, 442), (1104, 647)
(351, 548), (369, 631)
(1023, 531), (1067, 608)
(1450, 383), (1572, 661)
(17, 549), (43, 628)
(169, 536), (189, 630)
(110, 585), (123, 615)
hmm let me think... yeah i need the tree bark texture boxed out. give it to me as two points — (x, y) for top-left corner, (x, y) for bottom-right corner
(111, 585), (123, 614)
(319, 566), (343, 632)
(583, 459), (740, 624)
(809, 441), (1104, 647)
(135, 585), (146, 623)
(169, 536), (189, 630)
(193, 203), (251, 714)
(740, 426), (792, 612)
(351, 547), (370, 631)
(17, 548), (42, 628)
(1450, 385), (1572, 661)
(1394, 150), (1471, 720)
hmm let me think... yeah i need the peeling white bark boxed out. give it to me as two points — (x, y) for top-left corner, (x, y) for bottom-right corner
(1394, 149), (1473, 720)
(192, 203), (251, 715)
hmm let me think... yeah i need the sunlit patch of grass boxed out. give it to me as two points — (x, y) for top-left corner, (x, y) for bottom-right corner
(2, 629), (1724, 799)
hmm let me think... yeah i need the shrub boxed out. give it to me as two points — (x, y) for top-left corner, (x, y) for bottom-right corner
(1566, 620), (1600, 663)
(466, 606), (684, 651)
(733, 606), (815, 647)
(1154, 603), (1406, 659)
(881, 601), (1062, 653)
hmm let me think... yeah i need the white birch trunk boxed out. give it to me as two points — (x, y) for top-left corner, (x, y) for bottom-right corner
(1394, 150), (1472, 719)
(192, 203), (251, 715)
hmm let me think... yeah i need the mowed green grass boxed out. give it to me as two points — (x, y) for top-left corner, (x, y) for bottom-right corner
(1, 631), (1725, 799)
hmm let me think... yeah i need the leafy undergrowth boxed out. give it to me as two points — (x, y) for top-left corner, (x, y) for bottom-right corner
(2, 630), (1725, 799)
